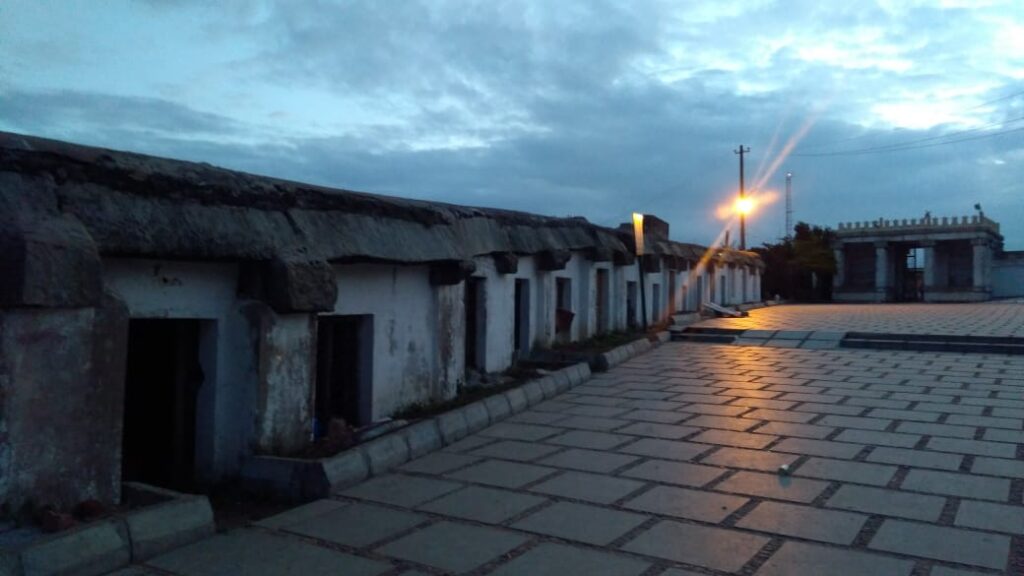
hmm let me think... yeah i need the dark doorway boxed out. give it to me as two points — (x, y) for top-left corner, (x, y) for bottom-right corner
(316, 315), (373, 434)
(514, 279), (530, 358)
(464, 277), (485, 372)
(555, 277), (573, 339)
(595, 269), (609, 334)
(122, 319), (207, 491)
(668, 273), (677, 315)
(896, 246), (924, 302)
(626, 281), (637, 329)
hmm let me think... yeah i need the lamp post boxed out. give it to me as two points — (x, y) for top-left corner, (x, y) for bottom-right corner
(632, 213), (648, 331)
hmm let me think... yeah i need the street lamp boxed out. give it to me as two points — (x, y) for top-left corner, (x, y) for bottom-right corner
(632, 213), (648, 330)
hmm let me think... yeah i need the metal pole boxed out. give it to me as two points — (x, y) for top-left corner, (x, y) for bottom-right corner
(638, 257), (647, 330)
(734, 145), (750, 249)
(785, 171), (793, 240)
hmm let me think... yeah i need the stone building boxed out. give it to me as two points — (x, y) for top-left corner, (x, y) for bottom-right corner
(832, 214), (1024, 302)
(0, 131), (762, 512)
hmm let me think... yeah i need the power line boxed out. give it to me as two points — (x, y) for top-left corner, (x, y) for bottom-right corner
(797, 86), (1024, 151)
(792, 124), (1024, 157)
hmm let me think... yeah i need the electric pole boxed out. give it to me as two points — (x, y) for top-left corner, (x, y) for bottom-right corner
(785, 171), (793, 240)
(734, 145), (750, 249)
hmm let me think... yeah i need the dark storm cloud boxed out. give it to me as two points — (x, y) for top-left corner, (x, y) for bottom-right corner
(3, 0), (1023, 246)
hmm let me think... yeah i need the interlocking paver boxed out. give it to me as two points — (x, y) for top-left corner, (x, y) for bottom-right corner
(955, 500), (1024, 534)
(901, 469), (1010, 501)
(536, 447), (639, 473)
(149, 530), (392, 576)
(341, 474), (462, 507)
(834, 429), (920, 448)
(690, 429), (776, 449)
(286, 502), (426, 547)
(620, 459), (725, 488)
(818, 415), (892, 431)
(487, 543), (650, 576)
(399, 452), (481, 475)
(774, 437), (864, 459)
(376, 521), (527, 573)
(616, 438), (709, 461)
(621, 520), (770, 573)
(622, 485), (748, 523)
(469, 440), (562, 462)
(714, 471), (829, 503)
(529, 471), (646, 504)
(737, 501), (867, 544)
(869, 520), (1010, 569)
(926, 437), (1017, 458)
(795, 457), (897, 486)
(544, 429), (633, 450)
(866, 446), (963, 470)
(446, 459), (557, 488)
(972, 456), (1024, 478)
(754, 541), (914, 576)
(896, 421), (976, 439)
(480, 422), (563, 441)
(700, 447), (798, 472)
(755, 421), (835, 439)
(417, 486), (546, 524)
(512, 501), (648, 545)
(615, 422), (699, 439)
(826, 485), (945, 521)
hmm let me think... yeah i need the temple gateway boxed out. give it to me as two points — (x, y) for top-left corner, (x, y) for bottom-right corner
(832, 213), (1024, 302)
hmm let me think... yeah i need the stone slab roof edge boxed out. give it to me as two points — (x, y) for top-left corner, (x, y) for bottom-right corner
(0, 131), (758, 267)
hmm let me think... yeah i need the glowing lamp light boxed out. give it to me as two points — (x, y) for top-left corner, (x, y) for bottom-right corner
(632, 212), (645, 256)
(735, 197), (755, 216)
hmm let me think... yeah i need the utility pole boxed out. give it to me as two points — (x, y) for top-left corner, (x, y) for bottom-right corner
(785, 171), (793, 240)
(734, 145), (750, 249)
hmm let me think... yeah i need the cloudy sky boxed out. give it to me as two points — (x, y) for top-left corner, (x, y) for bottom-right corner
(3, 0), (1023, 247)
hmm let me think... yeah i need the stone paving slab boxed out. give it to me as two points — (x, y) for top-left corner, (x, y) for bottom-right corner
(116, 337), (1024, 575)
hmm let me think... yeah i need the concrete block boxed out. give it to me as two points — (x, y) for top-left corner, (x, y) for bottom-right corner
(320, 448), (370, 494)
(125, 496), (215, 561)
(19, 520), (130, 576)
(361, 433), (411, 475)
(552, 372), (572, 394)
(522, 381), (545, 405)
(0, 216), (103, 308)
(482, 394), (512, 422)
(240, 455), (307, 501)
(504, 388), (529, 413)
(460, 401), (491, 433)
(538, 377), (558, 398)
(576, 362), (592, 383)
(263, 257), (336, 313)
(403, 420), (443, 458)
(436, 409), (469, 444)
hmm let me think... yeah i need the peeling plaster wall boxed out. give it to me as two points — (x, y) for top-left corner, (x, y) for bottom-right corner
(331, 264), (445, 419)
(103, 258), (258, 481)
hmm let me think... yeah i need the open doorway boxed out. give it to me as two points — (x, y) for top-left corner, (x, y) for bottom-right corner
(555, 277), (573, 340)
(315, 315), (373, 435)
(668, 273), (677, 315)
(626, 281), (637, 329)
(513, 279), (530, 358)
(464, 277), (486, 372)
(122, 319), (211, 491)
(595, 269), (609, 334)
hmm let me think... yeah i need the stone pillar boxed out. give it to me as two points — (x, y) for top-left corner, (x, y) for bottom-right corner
(833, 247), (845, 288)
(921, 242), (936, 288)
(874, 242), (889, 301)
(972, 239), (990, 291)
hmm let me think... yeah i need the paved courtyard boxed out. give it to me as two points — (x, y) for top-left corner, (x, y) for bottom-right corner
(697, 302), (1024, 337)
(116, 337), (1024, 575)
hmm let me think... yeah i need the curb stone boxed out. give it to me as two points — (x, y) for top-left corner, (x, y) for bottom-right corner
(240, 352), (661, 502)
(0, 485), (213, 576)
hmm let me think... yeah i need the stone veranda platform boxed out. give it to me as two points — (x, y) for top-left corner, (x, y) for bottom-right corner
(108, 334), (1024, 575)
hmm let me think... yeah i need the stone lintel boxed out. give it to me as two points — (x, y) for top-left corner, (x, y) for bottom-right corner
(264, 258), (337, 312)
(429, 259), (476, 285)
(537, 250), (571, 271)
(492, 252), (519, 274)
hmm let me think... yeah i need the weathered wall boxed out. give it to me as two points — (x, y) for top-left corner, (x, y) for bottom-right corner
(104, 258), (260, 481)
(331, 264), (444, 419)
(0, 302), (127, 512)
